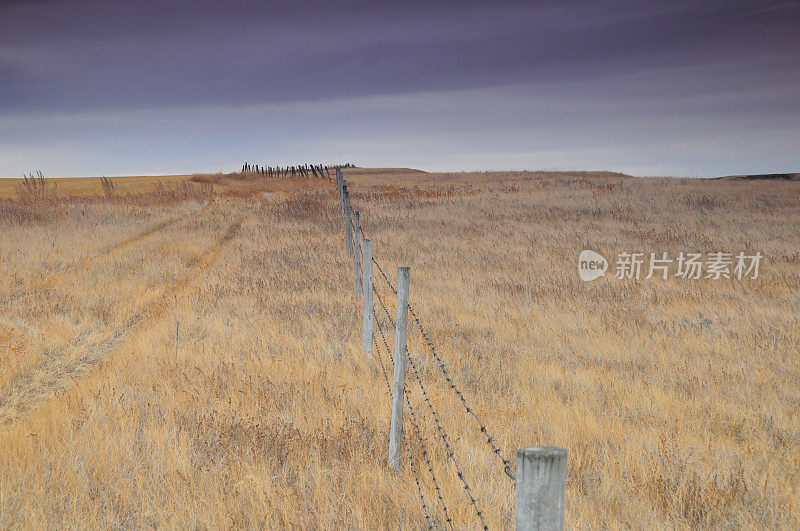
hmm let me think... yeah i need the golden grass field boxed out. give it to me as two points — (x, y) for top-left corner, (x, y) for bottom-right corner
(0, 168), (798, 528)
(0, 174), (194, 199)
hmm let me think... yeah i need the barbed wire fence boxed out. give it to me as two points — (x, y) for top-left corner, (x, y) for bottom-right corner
(333, 168), (568, 530)
(234, 163), (568, 527)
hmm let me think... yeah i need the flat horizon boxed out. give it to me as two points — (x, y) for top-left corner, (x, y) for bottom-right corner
(3, 167), (798, 181)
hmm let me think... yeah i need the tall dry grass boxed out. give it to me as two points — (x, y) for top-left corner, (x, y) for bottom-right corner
(0, 169), (797, 527)
(0, 172), (267, 225)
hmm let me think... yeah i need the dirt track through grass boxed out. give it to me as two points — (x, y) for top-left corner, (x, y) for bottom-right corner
(5, 200), (211, 305)
(0, 202), (252, 428)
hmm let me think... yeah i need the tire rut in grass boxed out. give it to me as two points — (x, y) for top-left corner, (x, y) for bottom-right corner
(0, 209), (248, 428)
(5, 200), (211, 305)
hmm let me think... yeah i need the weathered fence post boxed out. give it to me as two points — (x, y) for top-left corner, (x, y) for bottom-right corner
(343, 188), (354, 258)
(353, 211), (362, 296)
(361, 239), (374, 354)
(388, 267), (411, 471)
(516, 446), (567, 531)
(340, 180), (347, 217)
(336, 169), (343, 206)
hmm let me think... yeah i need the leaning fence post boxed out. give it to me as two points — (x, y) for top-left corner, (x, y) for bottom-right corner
(516, 446), (567, 531)
(388, 267), (411, 471)
(361, 239), (374, 354)
(343, 188), (354, 258)
(353, 211), (362, 296)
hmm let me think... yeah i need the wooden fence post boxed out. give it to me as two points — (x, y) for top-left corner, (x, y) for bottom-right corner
(336, 170), (344, 210)
(388, 267), (411, 471)
(343, 188), (354, 258)
(341, 179), (348, 217)
(361, 239), (374, 354)
(516, 446), (567, 531)
(361, 238), (375, 355)
(339, 181), (345, 246)
(353, 211), (362, 296)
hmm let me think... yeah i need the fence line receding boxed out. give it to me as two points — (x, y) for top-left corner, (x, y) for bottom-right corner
(331, 168), (568, 530)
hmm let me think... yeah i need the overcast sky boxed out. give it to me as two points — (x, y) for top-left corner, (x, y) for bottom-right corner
(1, 0), (798, 178)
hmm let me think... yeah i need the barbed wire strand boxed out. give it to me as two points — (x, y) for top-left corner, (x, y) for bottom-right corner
(372, 256), (397, 294)
(373, 283), (395, 329)
(374, 310), (454, 530)
(404, 431), (434, 529)
(372, 255), (515, 482)
(372, 335), (392, 393)
(347, 204), (367, 294)
(404, 346), (488, 530)
(373, 287), (488, 530)
(408, 303), (516, 482)
(404, 382), (455, 530)
(372, 328), (432, 530)
(373, 306), (394, 364)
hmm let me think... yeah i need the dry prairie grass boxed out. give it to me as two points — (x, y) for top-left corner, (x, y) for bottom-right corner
(0, 174), (194, 199)
(0, 168), (798, 528)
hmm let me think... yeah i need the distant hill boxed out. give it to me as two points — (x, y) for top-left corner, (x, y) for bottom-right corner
(716, 173), (799, 181)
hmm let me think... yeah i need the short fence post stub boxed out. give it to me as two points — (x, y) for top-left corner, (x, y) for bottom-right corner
(353, 211), (362, 297)
(516, 446), (567, 531)
(361, 239), (374, 355)
(388, 266), (411, 471)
